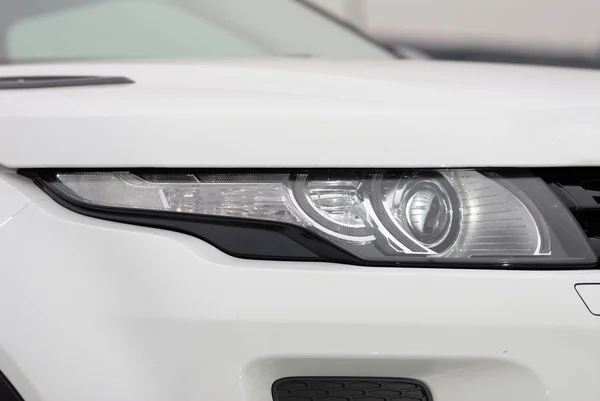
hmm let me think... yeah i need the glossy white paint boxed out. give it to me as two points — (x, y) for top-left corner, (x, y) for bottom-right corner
(2, 60), (600, 168)
(2, 59), (600, 401)
(1, 171), (600, 401)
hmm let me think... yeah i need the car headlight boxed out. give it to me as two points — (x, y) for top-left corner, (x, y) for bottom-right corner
(33, 169), (595, 268)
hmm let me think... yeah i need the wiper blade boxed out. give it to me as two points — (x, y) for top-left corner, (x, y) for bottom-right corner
(0, 75), (134, 90)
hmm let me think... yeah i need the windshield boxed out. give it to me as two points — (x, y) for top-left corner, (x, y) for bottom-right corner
(0, 0), (393, 63)
(311, 0), (600, 70)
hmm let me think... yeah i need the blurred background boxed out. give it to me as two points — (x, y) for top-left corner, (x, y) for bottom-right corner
(308, 0), (600, 68)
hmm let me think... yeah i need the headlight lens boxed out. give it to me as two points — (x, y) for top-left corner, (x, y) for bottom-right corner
(401, 179), (453, 246)
(43, 169), (595, 267)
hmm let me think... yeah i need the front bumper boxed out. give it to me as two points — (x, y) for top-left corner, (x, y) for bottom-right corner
(1, 172), (600, 401)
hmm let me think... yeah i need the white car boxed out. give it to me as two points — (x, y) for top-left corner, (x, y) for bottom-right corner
(2, 1), (600, 401)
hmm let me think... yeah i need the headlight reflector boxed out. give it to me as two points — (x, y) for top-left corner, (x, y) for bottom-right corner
(43, 169), (595, 267)
(291, 174), (374, 242)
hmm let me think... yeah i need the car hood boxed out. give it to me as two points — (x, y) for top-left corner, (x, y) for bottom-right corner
(1, 59), (600, 168)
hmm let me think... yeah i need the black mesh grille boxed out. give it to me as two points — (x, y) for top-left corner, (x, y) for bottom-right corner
(273, 377), (432, 401)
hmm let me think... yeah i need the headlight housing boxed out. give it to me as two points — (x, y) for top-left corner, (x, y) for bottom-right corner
(32, 169), (596, 268)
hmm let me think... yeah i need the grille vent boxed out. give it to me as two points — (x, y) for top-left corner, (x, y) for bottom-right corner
(273, 377), (432, 401)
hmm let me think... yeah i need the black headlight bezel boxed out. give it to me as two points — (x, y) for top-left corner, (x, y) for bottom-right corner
(21, 168), (599, 270)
